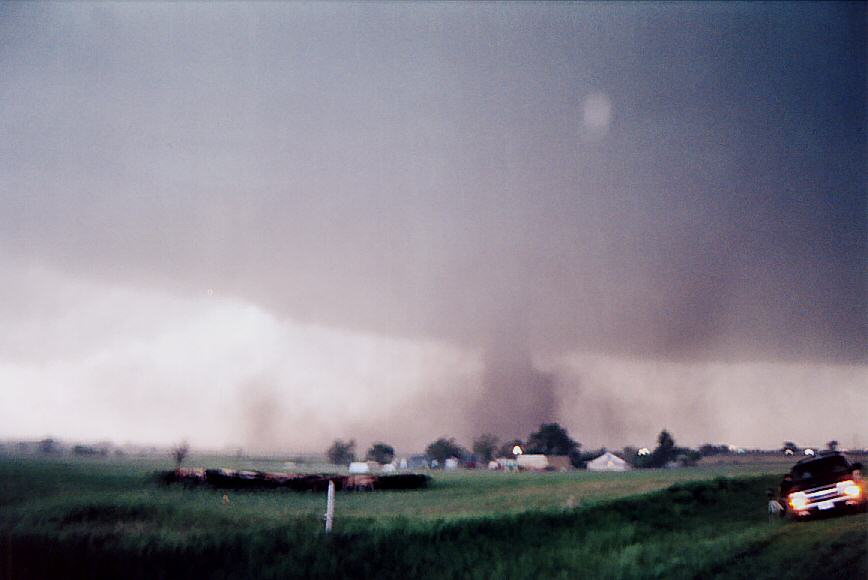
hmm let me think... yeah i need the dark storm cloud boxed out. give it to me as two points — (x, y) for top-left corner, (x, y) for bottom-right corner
(0, 2), (864, 444)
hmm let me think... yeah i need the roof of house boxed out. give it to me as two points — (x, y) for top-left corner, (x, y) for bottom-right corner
(588, 452), (628, 465)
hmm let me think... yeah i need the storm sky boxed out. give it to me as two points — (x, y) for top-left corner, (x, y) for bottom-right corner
(1, 2), (865, 453)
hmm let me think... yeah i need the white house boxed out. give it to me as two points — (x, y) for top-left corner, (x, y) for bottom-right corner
(586, 452), (631, 472)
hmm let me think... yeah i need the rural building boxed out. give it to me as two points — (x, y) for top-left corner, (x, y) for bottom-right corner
(517, 454), (549, 470)
(546, 455), (572, 471)
(587, 452), (631, 472)
(495, 457), (518, 470)
(348, 462), (370, 474)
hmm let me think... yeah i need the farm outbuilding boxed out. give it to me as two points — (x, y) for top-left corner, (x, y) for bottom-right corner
(348, 462), (371, 474)
(517, 454), (549, 470)
(546, 455), (572, 471)
(586, 452), (631, 472)
(495, 457), (518, 470)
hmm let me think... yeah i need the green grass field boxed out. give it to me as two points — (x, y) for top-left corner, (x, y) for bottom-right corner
(1, 456), (865, 578)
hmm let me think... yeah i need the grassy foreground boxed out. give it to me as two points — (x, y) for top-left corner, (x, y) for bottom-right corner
(1, 457), (865, 578)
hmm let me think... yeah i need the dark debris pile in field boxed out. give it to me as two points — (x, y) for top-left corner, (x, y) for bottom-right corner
(156, 468), (431, 492)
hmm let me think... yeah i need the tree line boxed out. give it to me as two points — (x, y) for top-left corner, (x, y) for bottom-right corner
(325, 424), (707, 469)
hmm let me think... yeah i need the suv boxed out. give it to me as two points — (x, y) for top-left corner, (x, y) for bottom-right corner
(779, 452), (865, 517)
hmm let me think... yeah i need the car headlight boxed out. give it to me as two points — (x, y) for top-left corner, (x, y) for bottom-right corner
(789, 491), (808, 510)
(837, 480), (862, 499)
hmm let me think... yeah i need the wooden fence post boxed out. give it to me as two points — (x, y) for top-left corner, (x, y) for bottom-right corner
(325, 480), (335, 533)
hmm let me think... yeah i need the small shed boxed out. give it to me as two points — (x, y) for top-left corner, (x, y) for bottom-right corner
(587, 452), (631, 472)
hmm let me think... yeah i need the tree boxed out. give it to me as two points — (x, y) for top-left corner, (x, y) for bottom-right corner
(633, 452), (654, 469)
(73, 445), (102, 456)
(425, 437), (466, 465)
(675, 448), (702, 466)
(526, 423), (580, 456)
(472, 433), (500, 463)
(498, 439), (525, 459)
(699, 443), (730, 456)
(327, 439), (356, 466)
(621, 446), (639, 466)
(649, 429), (676, 468)
(827, 440), (839, 451)
(39, 438), (58, 454)
(172, 441), (189, 470)
(365, 442), (395, 464)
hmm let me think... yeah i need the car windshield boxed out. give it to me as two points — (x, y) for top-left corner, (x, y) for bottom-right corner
(791, 456), (850, 481)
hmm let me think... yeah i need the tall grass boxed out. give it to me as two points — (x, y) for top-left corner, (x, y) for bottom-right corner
(1, 457), (865, 579)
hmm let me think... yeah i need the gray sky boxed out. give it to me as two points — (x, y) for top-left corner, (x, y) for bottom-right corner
(1, 2), (865, 453)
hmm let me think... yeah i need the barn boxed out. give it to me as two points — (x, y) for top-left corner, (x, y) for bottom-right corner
(586, 452), (631, 472)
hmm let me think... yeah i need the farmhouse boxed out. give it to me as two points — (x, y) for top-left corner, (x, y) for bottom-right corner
(587, 452), (631, 472)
